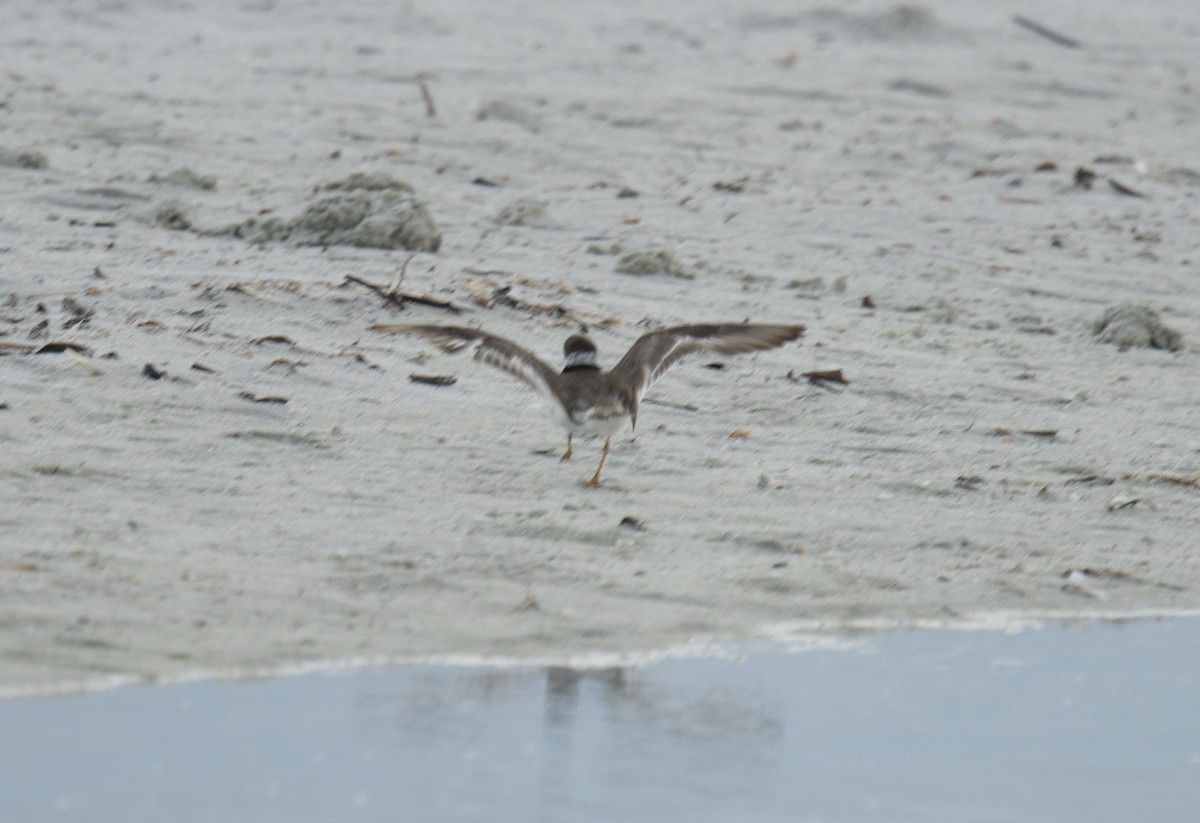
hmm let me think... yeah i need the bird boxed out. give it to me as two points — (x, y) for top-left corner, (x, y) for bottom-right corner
(370, 322), (804, 486)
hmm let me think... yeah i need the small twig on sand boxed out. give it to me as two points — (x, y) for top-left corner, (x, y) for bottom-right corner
(345, 274), (406, 310)
(1013, 15), (1081, 49)
(786, 368), (849, 389)
(418, 76), (437, 118)
(390, 253), (414, 294)
(800, 368), (849, 387)
(65, 347), (104, 375)
(408, 373), (457, 387)
(1108, 178), (1147, 198)
(1149, 473), (1200, 489)
(642, 397), (699, 413)
(343, 274), (462, 315)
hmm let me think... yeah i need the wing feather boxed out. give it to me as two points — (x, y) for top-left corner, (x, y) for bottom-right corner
(609, 323), (804, 414)
(370, 324), (560, 403)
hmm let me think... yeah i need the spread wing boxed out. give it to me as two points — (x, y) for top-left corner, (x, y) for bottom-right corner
(370, 324), (560, 404)
(608, 323), (804, 428)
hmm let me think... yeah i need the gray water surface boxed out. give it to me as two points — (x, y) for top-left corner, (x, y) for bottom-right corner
(3, 619), (1198, 822)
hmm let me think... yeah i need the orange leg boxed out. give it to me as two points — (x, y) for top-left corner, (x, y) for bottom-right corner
(561, 434), (573, 461)
(585, 437), (611, 487)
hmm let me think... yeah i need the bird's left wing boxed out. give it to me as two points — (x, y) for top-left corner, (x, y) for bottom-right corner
(607, 323), (804, 428)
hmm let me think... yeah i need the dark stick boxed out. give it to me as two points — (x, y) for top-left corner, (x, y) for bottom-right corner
(342, 274), (463, 314)
(408, 373), (457, 387)
(1013, 15), (1081, 49)
(391, 253), (412, 294)
(418, 77), (437, 118)
(1108, 178), (1147, 198)
(344, 274), (406, 310)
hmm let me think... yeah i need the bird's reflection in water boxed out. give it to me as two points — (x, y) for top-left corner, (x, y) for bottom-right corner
(546, 665), (781, 744)
(354, 663), (782, 759)
(537, 664), (783, 810)
(543, 666), (628, 727)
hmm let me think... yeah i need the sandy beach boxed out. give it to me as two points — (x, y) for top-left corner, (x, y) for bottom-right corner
(2, 0), (1198, 697)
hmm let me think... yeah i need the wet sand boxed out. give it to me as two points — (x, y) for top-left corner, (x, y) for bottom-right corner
(2, 0), (1198, 697)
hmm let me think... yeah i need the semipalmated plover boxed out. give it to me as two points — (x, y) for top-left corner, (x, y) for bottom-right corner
(370, 322), (804, 485)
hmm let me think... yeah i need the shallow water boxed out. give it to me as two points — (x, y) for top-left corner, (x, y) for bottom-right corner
(3, 619), (1198, 822)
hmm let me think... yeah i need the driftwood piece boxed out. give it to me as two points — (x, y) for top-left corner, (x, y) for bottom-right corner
(343, 274), (462, 314)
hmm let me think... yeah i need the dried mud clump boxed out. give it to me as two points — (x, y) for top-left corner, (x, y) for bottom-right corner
(1092, 303), (1183, 351)
(615, 249), (695, 279)
(492, 197), (552, 228)
(475, 99), (543, 132)
(151, 198), (194, 231)
(0, 147), (48, 169)
(223, 173), (441, 252)
(147, 167), (217, 191)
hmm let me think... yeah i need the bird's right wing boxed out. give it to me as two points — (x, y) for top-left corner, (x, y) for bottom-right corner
(370, 324), (561, 404)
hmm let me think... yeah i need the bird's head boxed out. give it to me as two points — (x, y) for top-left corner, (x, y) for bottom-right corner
(562, 334), (598, 370)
